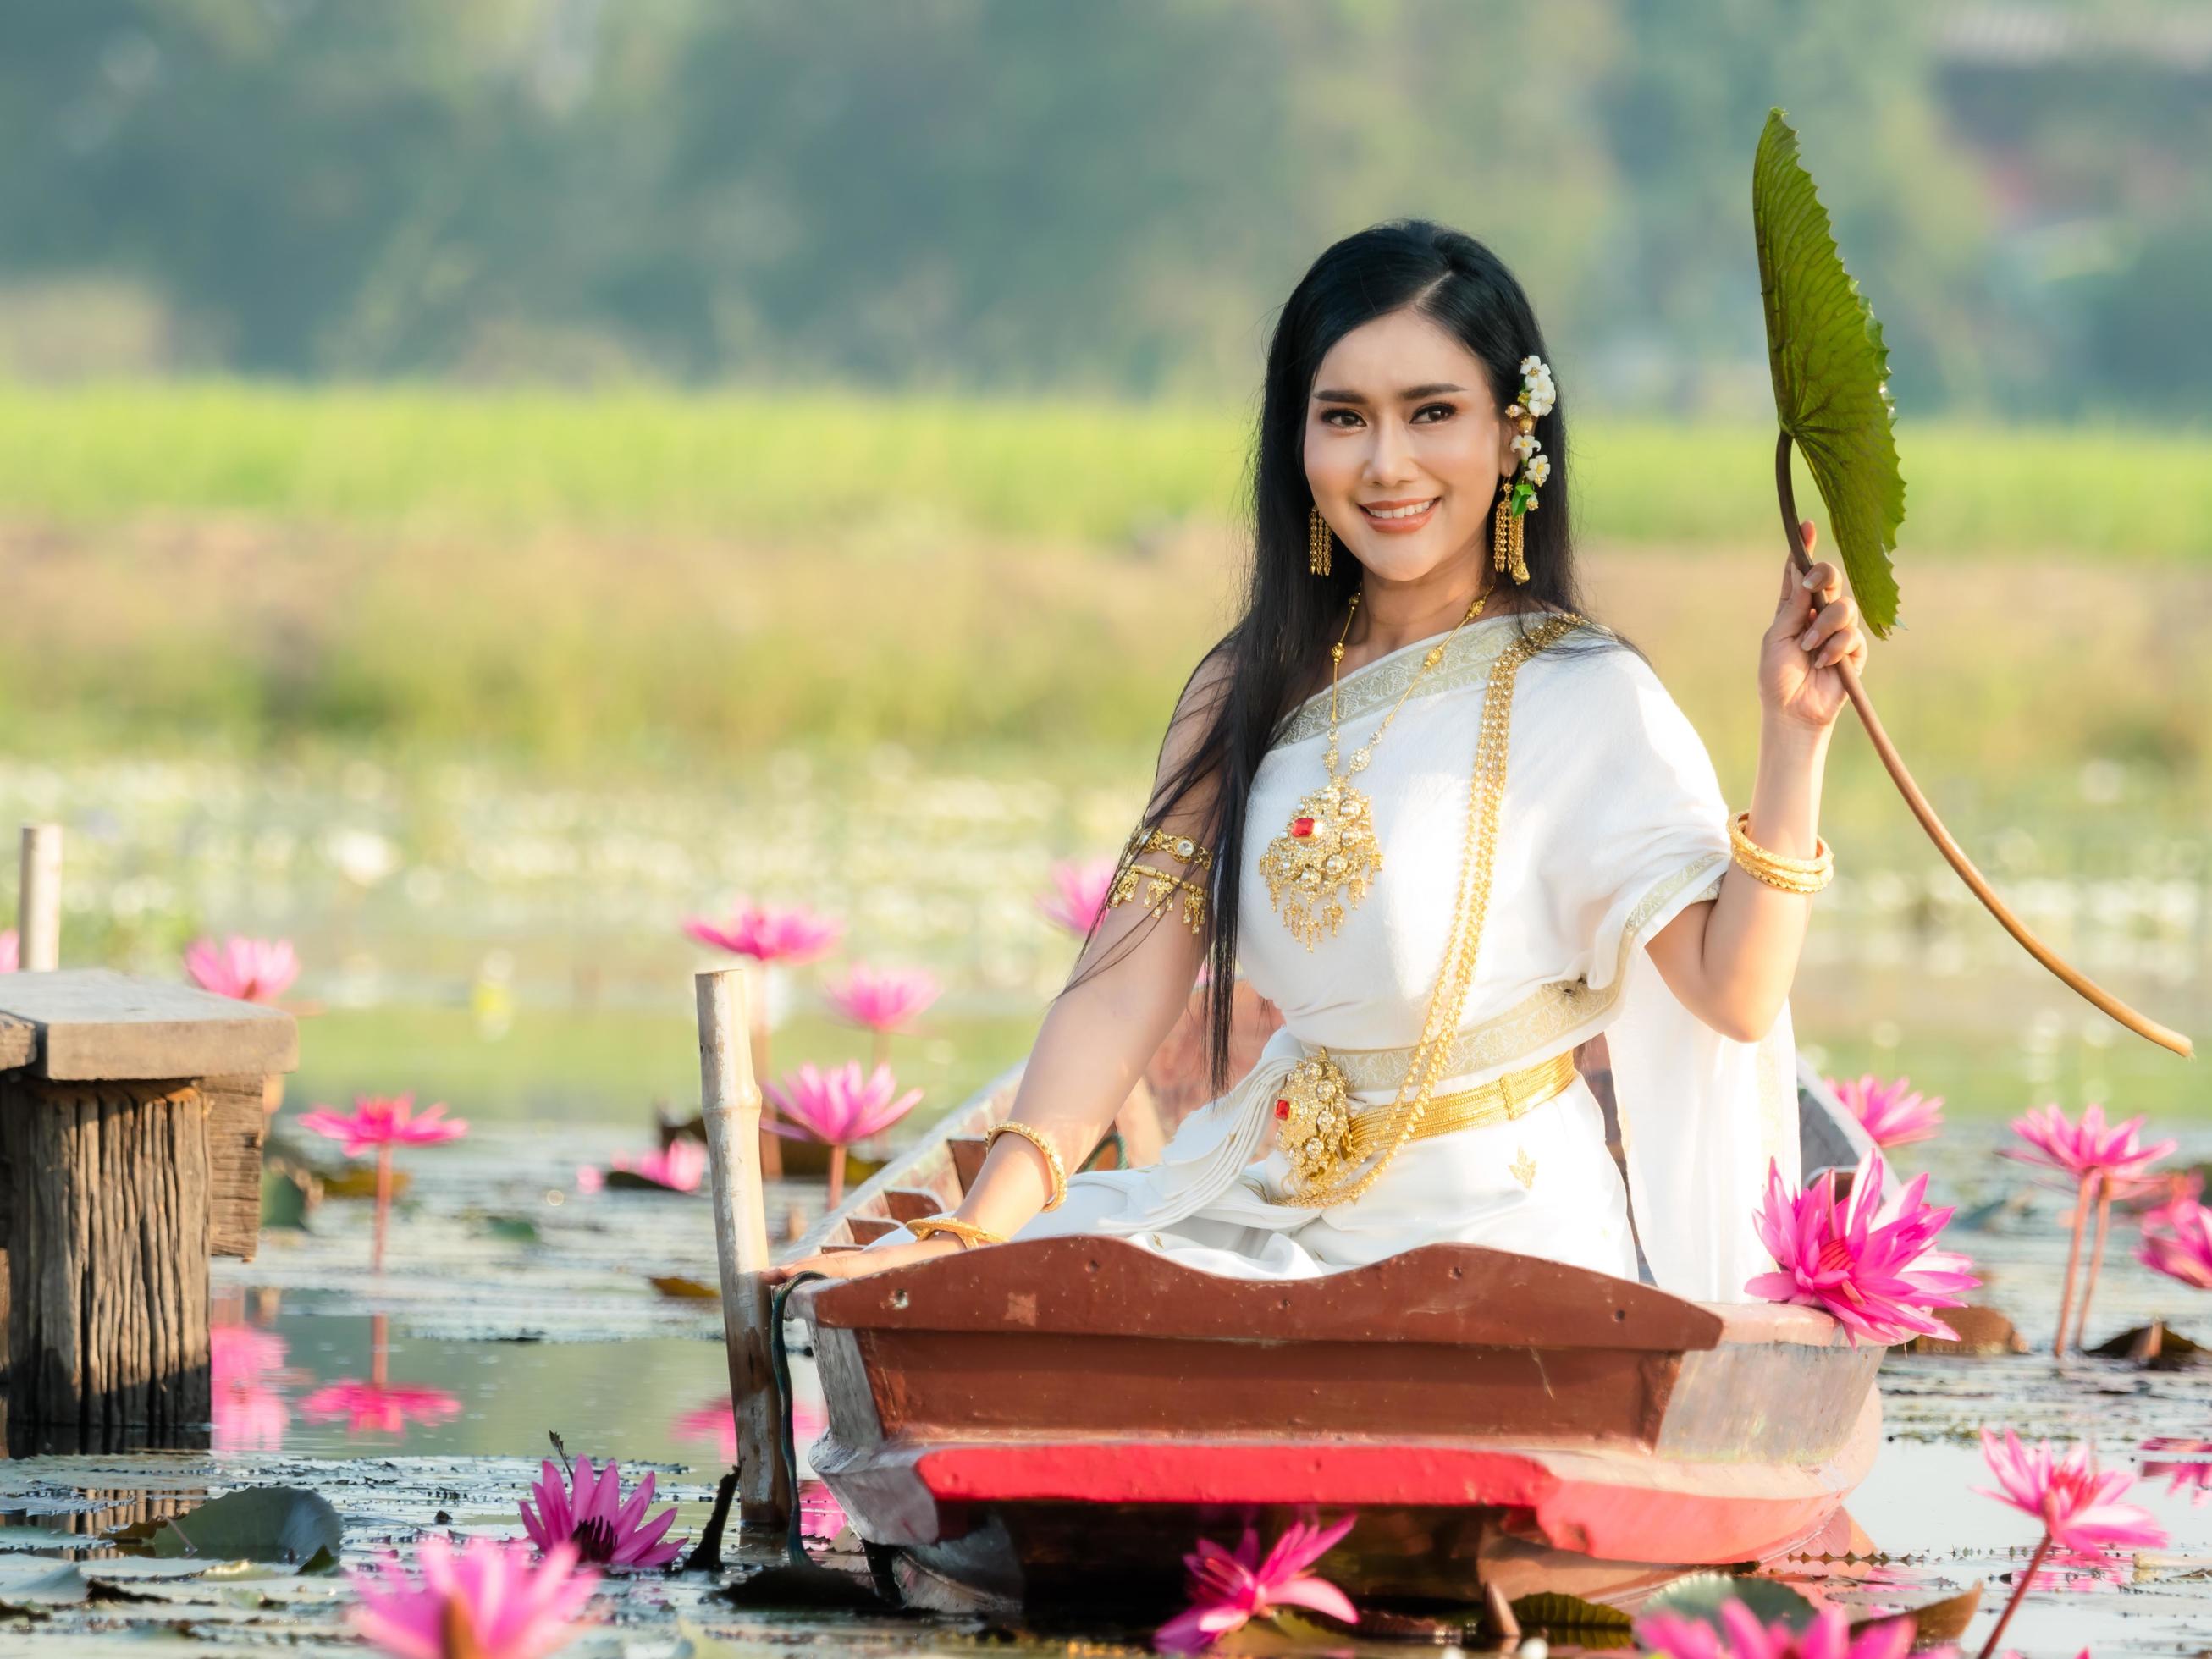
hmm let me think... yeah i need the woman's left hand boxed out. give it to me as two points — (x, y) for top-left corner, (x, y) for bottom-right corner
(1759, 519), (1867, 731)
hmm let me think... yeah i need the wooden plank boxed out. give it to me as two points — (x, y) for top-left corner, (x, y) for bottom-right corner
(808, 1235), (1726, 1352)
(201, 1076), (268, 1261)
(881, 1187), (940, 1224)
(947, 1137), (988, 1195)
(0, 969), (296, 1083)
(847, 1216), (901, 1245)
(0, 1013), (32, 1072)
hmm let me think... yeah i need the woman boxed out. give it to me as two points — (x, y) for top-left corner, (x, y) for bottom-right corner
(774, 220), (1865, 1303)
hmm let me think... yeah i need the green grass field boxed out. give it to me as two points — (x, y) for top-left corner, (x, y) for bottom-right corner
(3, 380), (2209, 555)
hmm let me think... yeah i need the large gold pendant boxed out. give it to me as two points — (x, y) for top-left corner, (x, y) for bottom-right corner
(1256, 780), (1383, 949)
(1273, 1052), (1360, 1195)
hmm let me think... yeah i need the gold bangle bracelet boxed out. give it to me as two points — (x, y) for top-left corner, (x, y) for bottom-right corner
(1730, 811), (1831, 871)
(1729, 811), (1834, 893)
(986, 1120), (1069, 1210)
(907, 1215), (1006, 1249)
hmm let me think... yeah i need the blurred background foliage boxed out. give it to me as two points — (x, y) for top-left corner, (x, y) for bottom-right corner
(0, 0), (2208, 416)
(0, 1), (2204, 1122)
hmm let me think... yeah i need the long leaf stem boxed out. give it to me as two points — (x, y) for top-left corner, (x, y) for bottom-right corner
(1977, 1531), (2053, 1659)
(1773, 432), (2192, 1057)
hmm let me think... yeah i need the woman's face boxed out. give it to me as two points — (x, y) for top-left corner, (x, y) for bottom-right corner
(1303, 307), (1517, 586)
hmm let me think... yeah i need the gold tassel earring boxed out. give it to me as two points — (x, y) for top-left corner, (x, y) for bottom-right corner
(1308, 504), (1332, 576)
(1492, 490), (1531, 584)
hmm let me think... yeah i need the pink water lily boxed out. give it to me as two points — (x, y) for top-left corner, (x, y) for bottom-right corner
(1037, 856), (1119, 936)
(581, 1138), (708, 1194)
(1825, 1072), (1944, 1149)
(2138, 1195), (2212, 1290)
(351, 1534), (596, 1659)
(1154, 1513), (1358, 1653)
(0, 929), (16, 972)
(1972, 1427), (2168, 1656)
(825, 962), (940, 1067)
(298, 1094), (470, 1155)
(2002, 1102), (2176, 1355)
(766, 1060), (923, 1204)
(682, 900), (842, 965)
(1746, 1153), (1979, 1346)
(520, 1456), (684, 1571)
(301, 1379), (463, 1437)
(297, 1094), (468, 1270)
(1635, 1603), (1925, 1659)
(184, 934), (300, 1004)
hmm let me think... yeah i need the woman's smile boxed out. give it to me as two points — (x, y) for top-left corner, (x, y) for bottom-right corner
(1359, 495), (1439, 532)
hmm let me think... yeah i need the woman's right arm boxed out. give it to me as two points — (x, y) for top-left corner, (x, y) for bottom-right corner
(767, 653), (1233, 1281)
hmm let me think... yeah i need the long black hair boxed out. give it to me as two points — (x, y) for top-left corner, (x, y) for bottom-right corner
(1067, 218), (1622, 1095)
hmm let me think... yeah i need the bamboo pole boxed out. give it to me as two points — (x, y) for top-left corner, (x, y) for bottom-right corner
(17, 824), (62, 971)
(696, 967), (792, 1540)
(1774, 437), (2192, 1058)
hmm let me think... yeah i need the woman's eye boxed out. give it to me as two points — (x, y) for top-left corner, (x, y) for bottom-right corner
(1414, 402), (1455, 422)
(1320, 409), (1362, 428)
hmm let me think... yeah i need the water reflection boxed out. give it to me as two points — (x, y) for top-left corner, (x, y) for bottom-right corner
(298, 1315), (465, 1438)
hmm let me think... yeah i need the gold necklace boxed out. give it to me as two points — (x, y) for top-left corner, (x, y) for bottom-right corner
(1258, 585), (1492, 949)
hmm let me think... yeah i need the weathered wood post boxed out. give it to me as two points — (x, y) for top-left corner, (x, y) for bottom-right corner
(741, 956), (782, 1179)
(16, 824), (62, 971)
(696, 967), (793, 1544)
(0, 970), (295, 1453)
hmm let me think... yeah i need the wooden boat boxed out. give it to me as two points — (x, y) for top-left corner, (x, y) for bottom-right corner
(766, 984), (1882, 1614)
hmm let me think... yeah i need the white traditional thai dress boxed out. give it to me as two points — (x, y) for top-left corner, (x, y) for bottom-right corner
(914, 615), (1801, 1304)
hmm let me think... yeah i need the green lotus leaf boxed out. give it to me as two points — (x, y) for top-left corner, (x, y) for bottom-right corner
(1754, 107), (1906, 637)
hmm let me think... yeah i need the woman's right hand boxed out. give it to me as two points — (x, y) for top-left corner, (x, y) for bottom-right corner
(764, 1235), (968, 1284)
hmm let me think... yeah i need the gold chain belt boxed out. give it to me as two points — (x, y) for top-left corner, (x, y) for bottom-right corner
(1275, 1047), (1580, 1194)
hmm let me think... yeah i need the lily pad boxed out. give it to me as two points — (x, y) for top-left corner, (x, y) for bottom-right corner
(1753, 107), (1906, 637)
(1512, 1590), (1634, 1634)
(1637, 1572), (1817, 1635)
(649, 1275), (720, 1300)
(0, 1558), (90, 1603)
(151, 1488), (343, 1567)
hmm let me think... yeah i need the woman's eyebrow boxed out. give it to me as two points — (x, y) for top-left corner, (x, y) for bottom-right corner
(1311, 383), (1467, 405)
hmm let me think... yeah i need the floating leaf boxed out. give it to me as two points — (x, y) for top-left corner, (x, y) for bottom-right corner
(1513, 1590), (1633, 1634)
(261, 1163), (314, 1230)
(1638, 1572), (1818, 1634)
(650, 1275), (721, 1301)
(486, 1215), (541, 1243)
(0, 1558), (90, 1603)
(323, 1164), (410, 1202)
(152, 1488), (343, 1566)
(1753, 107), (1905, 637)
(1846, 1583), (1982, 1645)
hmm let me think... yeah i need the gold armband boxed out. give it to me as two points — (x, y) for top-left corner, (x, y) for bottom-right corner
(1122, 825), (1215, 869)
(1108, 862), (1209, 934)
(986, 1120), (1069, 1210)
(1729, 811), (1834, 894)
(907, 1215), (1006, 1249)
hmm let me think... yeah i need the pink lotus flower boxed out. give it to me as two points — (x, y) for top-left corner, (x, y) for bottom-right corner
(1037, 856), (1118, 936)
(520, 1456), (684, 1571)
(1972, 1427), (2168, 1654)
(682, 900), (841, 965)
(581, 1138), (708, 1195)
(1976, 1429), (2168, 1553)
(1635, 1603), (1922, 1659)
(2138, 1196), (2212, 1290)
(766, 1060), (924, 1205)
(301, 1379), (463, 1437)
(296, 1094), (469, 1270)
(184, 934), (300, 1004)
(825, 962), (940, 1033)
(1825, 1072), (1944, 1149)
(351, 1534), (596, 1659)
(1746, 1153), (1979, 1346)
(298, 1094), (470, 1155)
(2142, 1437), (2212, 1507)
(1154, 1513), (1358, 1653)
(0, 929), (16, 973)
(2003, 1103), (2176, 1357)
(2002, 1102), (2176, 1188)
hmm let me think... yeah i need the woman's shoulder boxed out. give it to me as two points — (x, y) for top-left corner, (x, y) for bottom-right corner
(1523, 620), (1707, 752)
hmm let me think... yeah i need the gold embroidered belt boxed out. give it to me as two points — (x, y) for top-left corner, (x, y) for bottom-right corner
(1276, 1046), (1580, 1195)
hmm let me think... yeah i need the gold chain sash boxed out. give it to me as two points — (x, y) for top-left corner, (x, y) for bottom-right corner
(1281, 613), (1581, 1207)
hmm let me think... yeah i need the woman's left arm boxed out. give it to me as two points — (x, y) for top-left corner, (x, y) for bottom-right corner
(1644, 519), (1867, 1043)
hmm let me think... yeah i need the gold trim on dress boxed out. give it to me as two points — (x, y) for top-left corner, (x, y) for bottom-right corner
(1272, 614), (1587, 749)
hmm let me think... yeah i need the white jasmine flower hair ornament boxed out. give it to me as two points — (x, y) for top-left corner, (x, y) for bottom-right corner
(1493, 353), (1554, 584)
